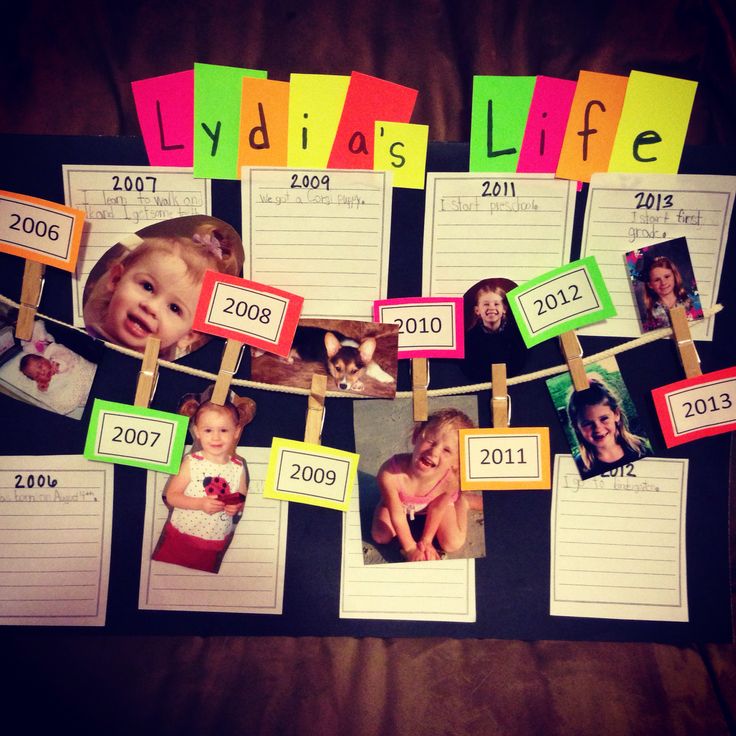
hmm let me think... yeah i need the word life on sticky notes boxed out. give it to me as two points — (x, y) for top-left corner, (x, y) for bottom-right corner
(459, 427), (551, 491)
(193, 270), (303, 358)
(652, 366), (736, 448)
(373, 297), (464, 359)
(84, 399), (189, 474)
(0, 191), (85, 271)
(507, 256), (616, 347)
(264, 438), (359, 512)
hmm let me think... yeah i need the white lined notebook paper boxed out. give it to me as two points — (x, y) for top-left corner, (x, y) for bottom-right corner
(422, 173), (577, 297)
(139, 447), (288, 614)
(550, 454), (688, 622)
(241, 167), (393, 320)
(0, 455), (113, 626)
(63, 165), (212, 325)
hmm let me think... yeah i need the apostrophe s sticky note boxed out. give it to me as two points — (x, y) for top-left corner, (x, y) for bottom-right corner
(373, 122), (429, 189)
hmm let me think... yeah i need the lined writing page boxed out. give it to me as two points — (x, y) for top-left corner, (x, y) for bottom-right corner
(550, 454), (688, 622)
(579, 173), (736, 339)
(139, 447), (288, 614)
(63, 165), (211, 325)
(422, 174), (577, 296)
(241, 167), (392, 320)
(0, 456), (113, 626)
(340, 483), (476, 622)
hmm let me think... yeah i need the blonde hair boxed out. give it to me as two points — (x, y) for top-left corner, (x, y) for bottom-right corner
(473, 283), (509, 331)
(642, 255), (689, 321)
(411, 407), (475, 445)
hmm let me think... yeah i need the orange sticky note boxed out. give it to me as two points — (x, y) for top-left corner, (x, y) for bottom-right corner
(556, 71), (628, 183)
(238, 77), (290, 170)
(131, 69), (194, 167)
(328, 72), (417, 169)
(608, 71), (697, 174)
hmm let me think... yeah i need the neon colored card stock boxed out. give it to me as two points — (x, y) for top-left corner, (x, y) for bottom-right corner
(373, 122), (429, 189)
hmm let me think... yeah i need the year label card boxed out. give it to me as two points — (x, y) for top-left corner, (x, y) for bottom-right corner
(459, 427), (551, 490)
(264, 438), (359, 511)
(84, 399), (189, 474)
(0, 190), (85, 271)
(652, 366), (736, 447)
(507, 256), (616, 347)
(193, 270), (303, 357)
(373, 297), (464, 358)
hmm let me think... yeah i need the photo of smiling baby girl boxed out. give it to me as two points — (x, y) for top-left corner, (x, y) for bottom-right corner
(83, 215), (244, 361)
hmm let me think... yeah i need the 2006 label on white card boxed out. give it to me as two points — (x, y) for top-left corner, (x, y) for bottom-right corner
(96, 412), (177, 465)
(207, 282), (287, 343)
(0, 195), (76, 260)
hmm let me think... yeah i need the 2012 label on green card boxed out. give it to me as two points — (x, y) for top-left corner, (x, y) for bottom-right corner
(507, 256), (616, 347)
(84, 399), (189, 474)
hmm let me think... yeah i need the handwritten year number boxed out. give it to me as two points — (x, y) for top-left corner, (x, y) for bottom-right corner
(14, 473), (58, 488)
(601, 464), (636, 478)
(634, 192), (673, 210)
(290, 174), (330, 191)
(481, 180), (516, 198)
(112, 175), (157, 193)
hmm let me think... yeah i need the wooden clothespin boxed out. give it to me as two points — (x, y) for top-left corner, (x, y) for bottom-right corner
(559, 331), (589, 391)
(304, 373), (327, 445)
(133, 337), (160, 408)
(411, 357), (429, 421)
(491, 363), (510, 428)
(15, 261), (45, 340)
(211, 339), (245, 405)
(670, 305), (702, 378)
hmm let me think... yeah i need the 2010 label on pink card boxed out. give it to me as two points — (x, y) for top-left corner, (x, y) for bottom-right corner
(373, 297), (464, 358)
(193, 270), (303, 357)
(652, 366), (736, 447)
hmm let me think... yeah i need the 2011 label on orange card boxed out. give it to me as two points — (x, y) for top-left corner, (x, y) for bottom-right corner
(193, 270), (303, 358)
(0, 191), (85, 271)
(652, 366), (736, 447)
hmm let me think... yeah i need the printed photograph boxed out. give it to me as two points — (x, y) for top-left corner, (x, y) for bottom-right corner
(625, 236), (703, 332)
(546, 356), (653, 481)
(82, 215), (245, 361)
(151, 385), (257, 574)
(461, 276), (527, 382)
(250, 318), (399, 397)
(354, 396), (485, 564)
(0, 309), (100, 420)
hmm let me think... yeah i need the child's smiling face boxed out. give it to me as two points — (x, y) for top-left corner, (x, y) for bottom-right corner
(648, 266), (675, 301)
(577, 402), (621, 454)
(412, 425), (459, 477)
(192, 407), (238, 461)
(474, 291), (505, 331)
(103, 250), (199, 352)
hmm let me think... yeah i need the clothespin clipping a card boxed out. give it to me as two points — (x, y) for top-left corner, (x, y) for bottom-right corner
(669, 305), (701, 379)
(411, 357), (429, 421)
(133, 337), (160, 408)
(211, 339), (245, 405)
(15, 261), (45, 340)
(559, 331), (589, 391)
(304, 373), (327, 445)
(491, 363), (510, 428)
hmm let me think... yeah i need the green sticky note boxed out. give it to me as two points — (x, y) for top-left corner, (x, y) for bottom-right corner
(608, 71), (697, 174)
(470, 76), (536, 172)
(194, 62), (268, 180)
(84, 399), (189, 474)
(507, 256), (616, 347)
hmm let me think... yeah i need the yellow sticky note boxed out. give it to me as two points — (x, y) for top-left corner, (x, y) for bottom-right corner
(608, 71), (697, 174)
(287, 74), (350, 169)
(373, 121), (428, 189)
(264, 438), (359, 512)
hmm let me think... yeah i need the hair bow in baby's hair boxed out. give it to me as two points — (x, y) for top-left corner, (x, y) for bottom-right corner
(193, 232), (224, 260)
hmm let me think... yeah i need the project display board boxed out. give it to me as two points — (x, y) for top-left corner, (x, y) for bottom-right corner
(0, 134), (734, 641)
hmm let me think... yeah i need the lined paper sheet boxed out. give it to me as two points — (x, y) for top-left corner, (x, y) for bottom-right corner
(579, 173), (736, 340)
(241, 167), (393, 320)
(422, 173), (577, 296)
(0, 455), (113, 626)
(139, 447), (288, 614)
(340, 483), (476, 622)
(550, 454), (688, 622)
(63, 165), (211, 325)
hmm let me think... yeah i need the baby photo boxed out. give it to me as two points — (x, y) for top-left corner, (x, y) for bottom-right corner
(625, 236), (704, 332)
(151, 385), (257, 574)
(546, 356), (653, 481)
(354, 396), (485, 564)
(83, 215), (245, 361)
(461, 276), (527, 382)
(250, 318), (399, 398)
(0, 312), (100, 420)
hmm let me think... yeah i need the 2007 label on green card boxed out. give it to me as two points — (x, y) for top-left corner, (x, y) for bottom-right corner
(84, 399), (189, 474)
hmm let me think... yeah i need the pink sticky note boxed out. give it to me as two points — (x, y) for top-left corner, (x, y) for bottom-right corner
(517, 76), (576, 173)
(131, 70), (194, 167)
(328, 72), (417, 169)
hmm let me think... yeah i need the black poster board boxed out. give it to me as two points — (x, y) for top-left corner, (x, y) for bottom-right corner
(0, 134), (734, 642)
